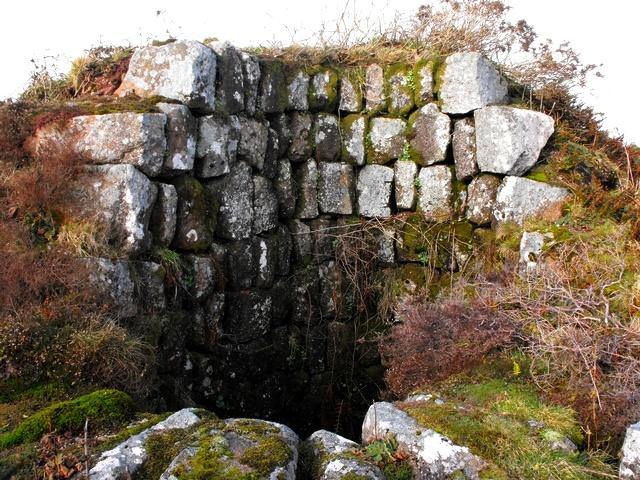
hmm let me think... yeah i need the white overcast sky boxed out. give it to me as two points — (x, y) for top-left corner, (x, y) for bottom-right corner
(1, 0), (638, 144)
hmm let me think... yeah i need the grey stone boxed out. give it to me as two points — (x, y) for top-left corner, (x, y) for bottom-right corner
(414, 61), (434, 106)
(365, 64), (384, 112)
(263, 127), (280, 179)
(237, 116), (269, 170)
(466, 174), (500, 225)
(150, 183), (178, 247)
(87, 258), (136, 318)
(288, 112), (314, 162)
(340, 114), (366, 166)
(357, 165), (394, 218)
(289, 219), (313, 264)
(339, 71), (363, 112)
(438, 52), (508, 114)
(314, 113), (341, 162)
(160, 447), (196, 480)
(386, 65), (415, 116)
(195, 114), (240, 178)
(620, 422), (640, 480)
(171, 175), (213, 252)
(275, 224), (292, 276)
(543, 430), (578, 454)
(409, 103), (451, 166)
(287, 70), (310, 110)
(417, 165), (454, 221)
(253, 175), (279, 233)
(206, 162), (254, 240)
(519, 231), (550, 276)
(362, 402), (485, 478)
(224, 291), (272, 342)
(134, 261), (166, 312)
(226, 239), (256, 289)
(394, 160), (418, 210)
(309, 69), (339, 112)
(254, 236), (277, 288)
(184, 255), (215, 301)
(311, 218), (337, 262)
(208, 41), (245, 114)
(117, 40), (217, 112)
(493, 176), (570, 225)
(156, 103), (196, 174)
(191, 293), (224, 351)
(275, 159), (296, 218)
(258, 59), (287, 113)
(240, 51), (261, 116)
(89, 409), (201, 480)
(452, 117), (478, 181)
(294, 159), (319, 219)
(375, 228), (396, 265)
(475, 106), (555, 175)
(268, 113), (291, 158)
(319, 261), (340, 317)
(367, 117), (406, 164)
(317, 162), (355, 215)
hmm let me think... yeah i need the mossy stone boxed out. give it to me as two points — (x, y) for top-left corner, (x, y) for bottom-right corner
(384, 63), (415, 117)
(308, 67), (339, 112)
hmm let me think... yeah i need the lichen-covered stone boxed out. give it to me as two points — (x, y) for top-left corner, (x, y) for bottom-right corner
(314, 113), (341, 162)
(133, 261), (166, 312)
(275, 159), (296, 219)
(317, 162), (355, 215)
(254, 235), (278, 288)
(339, 70), (363, 112)
(357, 165), (394, 218)
(409, 103), (451, 166)
(207, 41), (245, 114)
(310, 218), (337, 263)
(452, 117), (478, 181)
(224, 291), (272, 342)
(466, 174), (500, 225)
(171, 175), (214, 252)
(438, 52), (508, 114)
(417, 165), (454, 221)
(195, 114), (240, 178)
(263, 127), (280, 180)
(475, 106), (555, 175)
(156, 103), (196, 174)
(87, 258), (137, 318)
(294, 159), (319, 219)
(365, 64), (384, 112)
(375, 227), (396, 265)
(150, 182), (178, 246)
(414, 59), (434, 106)
(268, 113), (291, 158)
(519, 231), (548, 276)
(237, 116), (269, 171)
(620, 422), (640, 480)
(289, 219), (313, 265)
(493, 176), (570, 225)
(394, 160), (418, 210)
(309, 69), (339, 112)
(287, 70), (310, 110)
(275, 224), (292, 276)
(258, 59), (287, 113)
(340, 114), (366, 166)
(191, 292), (224, 351)
(253, 175), (279, 234)
(240, 51), (261, 116)
(288, 112), (314, 162)
(205, 161), (254, 240)
(117, 40), (217, 112)
(385, 63), (415, 117)
(226, 239), (256, 289)
(367, 117), (406, 164)
(184, 255), (215, 300)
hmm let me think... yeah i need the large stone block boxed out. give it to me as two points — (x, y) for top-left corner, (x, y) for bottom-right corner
(493, 176), (570, 225)
(340, 114), (366, 166)
(224, 291), (272, 343)
(417, 165), (454, 221)
(466, 174), (500, 225)
(195, 114), (240, 178)
(253, 175), (279, 234)
(184, 255), (215, 301)
(149, 182), (178, 247)
(394, 160), (418, 210)
(438, 52), (508, 114)
(274, 159), (296, 219)
(208, 41), (245, 114)
(357, 165), (394, 218)
(287, 70), (310, 110)
(317, 162), (355, 215)
(117, 40), (217, 112)
(226, 239), (256, 289)
(87, 258), (136, 318)
(289, 219), (313, 265)
(314, 113), (341, 162)
(288, 112), (314, 162)
(133, 261), (166, 312)
(170, 175), (214, 252)
(309, 68), (339, 112)
(475, 106), (555, 175)
(339, 70), (364, 113)
(156, 103), (196, 175)
(237, 116), (269, 171)
(365, 64), (384, 112)
(240, 51), (261, 116)
(367, 117), (406, 164)
(413, 59), (434, 107)
(385, 64), (415, 117)
(294, 159), (319, 219)
(408, 103), (450, 166)
(205, 161), (254, 240)
(452, 117), (478, 181)
(258, 59), (288, 113)
(267, 113), (291, 158)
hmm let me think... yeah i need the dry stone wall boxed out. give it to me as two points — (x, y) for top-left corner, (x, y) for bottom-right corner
(28, 39), (570, 435)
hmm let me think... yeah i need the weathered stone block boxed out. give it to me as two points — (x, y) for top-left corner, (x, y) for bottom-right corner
(87, 258), (136, 318)
(367, 117), (406, 164)
(413, 59), (434, 106)
(191, 293), (224, 351)
(475, 106), (555, 175)
(288, 112), (313, 162)
(314, 113), (341, 162)
(294, 159), (319, 219)
(170, 175), (214, 252)
(274, 159), (296, 219)
(226, 239), (256, 289)
(263, 127), (280, 180)
(493, 176), (570, 225)
(150, 182), (177, 247)
(365, 64), (384, 112)
(394, 160), (418, 210)
(195, 114), (240, 178)
(466, 174), (500, 225)
(385, 64), (415, 116)
(438, 52), (508, 114)
(340, 114), (366, 166)
(258, 59), (288, 113)
(275, 224), (292, 276)
(409, 103), (450, 166)
(156, 103), (196, 174)
(287, 70), (309, 110)
(237, 116), (269, 171)
(311, 218), (337, 262)
(254, 235), (278, 289)
(318, 260), (340, 317)
(357, 165), (394, 218)
(117, 40), (217, 112)
(309, 68), (339, 112)
(133, 261), (166, 312)
(208, 41), (245, 114)
(240, 51), (260, 116)
(224, 291), (272, 343)
(339, 70), (364, 112)
(317, 162), (355, 215)
(417, 165), (454, 221)
(253, 175), (279, 234)
(452, 117), (478, 181)
(184, 255), (215, 301)
(289, 219), (313, 265)
(267, 113), (291, 158)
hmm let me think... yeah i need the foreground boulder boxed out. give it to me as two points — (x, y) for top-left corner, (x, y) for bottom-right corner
(620, 422), (640, 479)
(492, 176), (570, 224)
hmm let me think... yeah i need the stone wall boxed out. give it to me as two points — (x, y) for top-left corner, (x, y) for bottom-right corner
(28, 39), (569, 435)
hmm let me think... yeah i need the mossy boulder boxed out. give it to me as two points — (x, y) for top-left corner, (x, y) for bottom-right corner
(385, 63), (415, 117)
(308, 68), (340, 112)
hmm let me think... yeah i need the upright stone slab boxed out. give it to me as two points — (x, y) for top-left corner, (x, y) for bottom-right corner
(156, 103), (196, 175)
(409, 103), (451, 166)
(493, 176), (570, 224)
(237, 116), (269, 170)
(466, 174), (500, 225)
(314, 113), (341, 162)
(452, 117), (478, 181)
(208, 41), (245, 114)
(240, 51), (261, 116)
(287, 70), (310, 110)
(357, 165), (394, 218)
(339, 70), (363, 112)
(170, 175), (213, 252)
(340, 114), (366, 166)
(367, 117), (406, 164)
(195, 114), (240, 178)
(288, 112), (313, 162)
(475, 106), (555, 175)
(309, 68), (339, 112)
(275, 159), (296, 219)
(385, 64), (415, 117)
(117, 40), (217, 112)
(317, 162), (355, 215)
(414, 60), (434, 106)
(226, 239), (256, 289)
(258, 59), (287, 113)
(294, 159), (319, 219)
(438, 52), (508, 114)
(268, 114), (291, 158)
(150, 183), (178, 247)
(365, 64), (384, 112)
(417, 165), (454, 221)
(394, 160), (418, 210)
(253, 175), (279, 234)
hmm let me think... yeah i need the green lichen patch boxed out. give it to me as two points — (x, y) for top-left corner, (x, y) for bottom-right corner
(412, 58), (436, 107)
(384, 63), (415, 117)
(308, 67), (340, 112)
